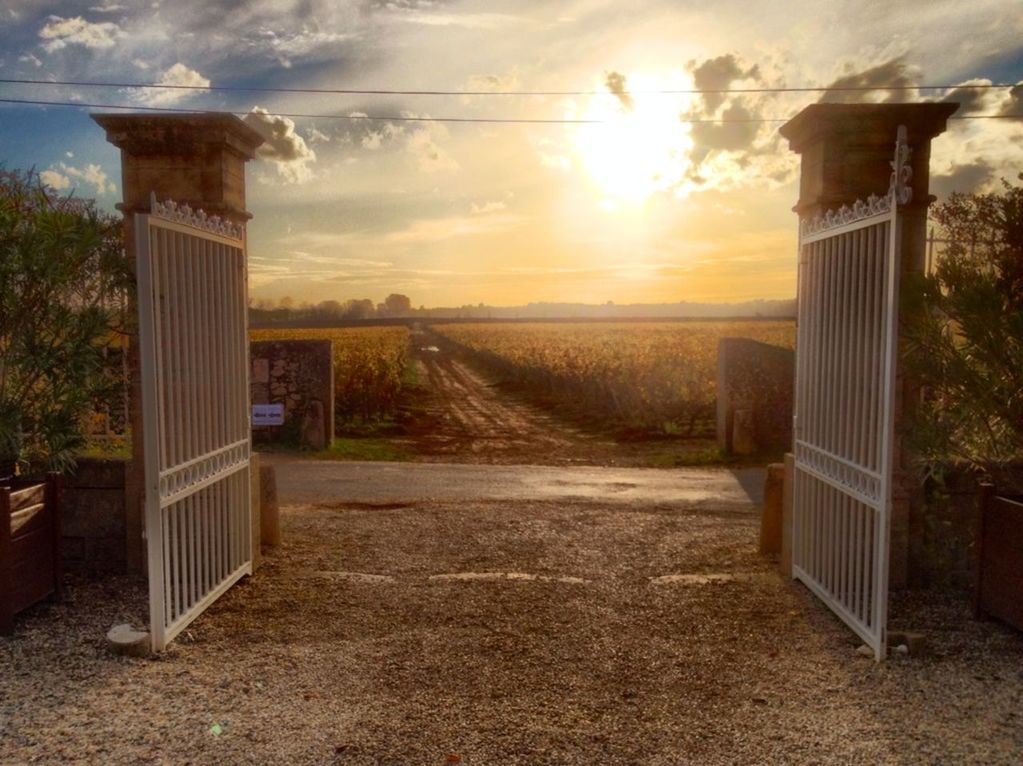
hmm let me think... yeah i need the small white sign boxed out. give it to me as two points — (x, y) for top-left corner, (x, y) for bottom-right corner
(252, 403), (285, 427)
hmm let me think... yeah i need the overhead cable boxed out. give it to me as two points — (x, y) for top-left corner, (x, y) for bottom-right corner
(0, 76), (1019, 98)
(0, 97), (1019, 125)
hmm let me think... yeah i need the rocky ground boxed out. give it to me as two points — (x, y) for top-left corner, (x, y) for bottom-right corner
(2, 488), (1021, 765)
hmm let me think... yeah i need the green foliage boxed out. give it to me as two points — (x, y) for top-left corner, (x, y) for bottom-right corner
(905, 180), (1023, 470)
(0, 169), (131, 475)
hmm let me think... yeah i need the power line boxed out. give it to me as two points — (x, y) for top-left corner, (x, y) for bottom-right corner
(0, 76), (1019, 97)
(0, 96), (1019, 125)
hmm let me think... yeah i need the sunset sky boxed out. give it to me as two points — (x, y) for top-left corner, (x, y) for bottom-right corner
(1, 1), (1022, 307)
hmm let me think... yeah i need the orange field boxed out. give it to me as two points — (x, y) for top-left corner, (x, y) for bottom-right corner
(433, 321), (796, 434)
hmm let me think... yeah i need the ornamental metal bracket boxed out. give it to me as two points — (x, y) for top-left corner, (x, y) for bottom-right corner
(149, 192), (245, 240)
(888, 125), (913, 206)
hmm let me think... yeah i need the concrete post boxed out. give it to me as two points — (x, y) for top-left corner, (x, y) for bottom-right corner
(92, 113), (264, 574)
(779, 103), (957, 588)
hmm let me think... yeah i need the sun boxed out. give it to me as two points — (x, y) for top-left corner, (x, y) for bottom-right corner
(571, 72), (696, 205)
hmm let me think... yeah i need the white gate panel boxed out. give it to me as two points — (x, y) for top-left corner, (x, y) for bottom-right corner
(792, 127), (910, 660)
(136, 195), (252, 651)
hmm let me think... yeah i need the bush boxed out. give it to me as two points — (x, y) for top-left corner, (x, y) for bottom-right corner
(0, 169), (130, 475)
(905, 180), (1023, 471)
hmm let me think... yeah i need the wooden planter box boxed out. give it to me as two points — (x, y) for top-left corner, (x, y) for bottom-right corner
(0, 476), (63, 633)
(975, 484), (1023, 632)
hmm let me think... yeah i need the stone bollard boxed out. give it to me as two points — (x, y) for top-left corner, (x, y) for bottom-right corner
(300, 399), (327, 450)
(732, 408), (757, 456)
(760, 463), (785, 556)
(249, 452), (262, 572)
(259, 464), (281, 547)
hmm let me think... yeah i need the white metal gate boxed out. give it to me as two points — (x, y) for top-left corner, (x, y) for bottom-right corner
(792, 127), (912, 660)
(136, 194), (252, 651)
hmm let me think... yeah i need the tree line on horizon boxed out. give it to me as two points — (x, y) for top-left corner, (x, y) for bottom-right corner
(249, 294), (798, 324)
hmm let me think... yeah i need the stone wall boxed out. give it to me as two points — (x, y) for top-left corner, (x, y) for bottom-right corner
(716, 338), (794, 457)
(250, 339), (334, 449)
(62, 457), (127, 572)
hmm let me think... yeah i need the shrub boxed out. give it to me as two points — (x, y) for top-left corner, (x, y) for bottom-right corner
(0, 169), (130, 475)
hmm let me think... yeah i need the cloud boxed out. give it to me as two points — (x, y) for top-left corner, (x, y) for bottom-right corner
(39, 170), (71, 190)
(41, 162), (116, 195)
(690, 101), (760, 155)
(135, 62), (210, 106)
(678, 53), (786, 191)
(471, 201), (507, 215)
(385, 11), (522, 30)
(464, 73), (519, 93)
(604, 71), (633, 111)
(938, 78), (1000, 114)
(256, 27), (352, 69)
(691, 54), (760, 112)
(38, 15), (123, 52)
(244, 107), (317, 183)
(361, 131), (384, 150)
(19, 52), (42, 67)
(405, 124), (458, 173)
(818, 56), (920, 103)
(306, 127), (331, 144)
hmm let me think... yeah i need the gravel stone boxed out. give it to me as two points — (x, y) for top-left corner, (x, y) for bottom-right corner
(2, 496), (1022, 764)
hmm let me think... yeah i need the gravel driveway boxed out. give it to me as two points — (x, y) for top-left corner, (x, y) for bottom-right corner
(2, 462), (1021, 765)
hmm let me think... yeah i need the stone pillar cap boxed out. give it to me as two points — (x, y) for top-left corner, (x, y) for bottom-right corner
(91, 112), (265, 159)
(779, 102), (960, 152)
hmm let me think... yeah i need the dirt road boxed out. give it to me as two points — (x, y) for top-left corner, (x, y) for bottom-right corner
(395, 336), (715, 467)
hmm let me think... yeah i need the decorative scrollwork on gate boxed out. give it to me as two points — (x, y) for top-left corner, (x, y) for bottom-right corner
(801, 193), (891, 237)
(800, 124), (913, 238)
(150, 192), (245, 240)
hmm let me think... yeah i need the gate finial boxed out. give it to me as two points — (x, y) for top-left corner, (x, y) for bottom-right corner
(889, 125), (913, 206)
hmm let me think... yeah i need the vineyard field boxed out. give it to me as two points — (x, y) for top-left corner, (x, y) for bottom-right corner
(432, 321), (796, 436)
(250, 326), (410, 425)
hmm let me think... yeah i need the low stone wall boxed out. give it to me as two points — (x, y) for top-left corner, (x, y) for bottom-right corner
(63, 457), (127, 572)
(716, 338), (794, 456)
(909, 463), (1023, 591)
(250, 339), (334, 449)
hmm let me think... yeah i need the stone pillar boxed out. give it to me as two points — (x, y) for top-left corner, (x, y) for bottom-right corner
(92, 114), (264, 574)
(779, 103), (957, 589)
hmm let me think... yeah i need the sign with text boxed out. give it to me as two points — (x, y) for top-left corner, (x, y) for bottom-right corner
(252, 403), (285, 427)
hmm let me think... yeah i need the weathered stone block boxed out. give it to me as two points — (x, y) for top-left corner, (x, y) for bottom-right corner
(760, 463), (785, 556)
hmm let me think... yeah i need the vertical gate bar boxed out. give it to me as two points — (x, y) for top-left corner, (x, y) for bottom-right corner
(198, 238), (210, 457)
(197, 485), (206, 597)
(236, 246), (248, 445)
(171, 232), (186, 471)
(189, 493), (197, 611)
(192, 234), (204, 462)
(162, 505), (171, 627)
(167, 500), (177, 623)
(220, 471), (227, 580)
(842, 232), (854, 462)
(218, 243), (230, 451)
(183, 233), (199, 464)
(825, 235), (838, 456)
(169, 231), (183, 469)
(153, 228), (169, 473)
(853, 229), (866, 470)
(136, 216), (166, 650)
(874, 198), (902, 659)
(803, 243), (815, 452)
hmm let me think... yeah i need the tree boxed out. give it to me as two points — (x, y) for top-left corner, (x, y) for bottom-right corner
(384, 293), (412, 316)
(905, 180), (1023, 470)
(0, 170), (131, 475)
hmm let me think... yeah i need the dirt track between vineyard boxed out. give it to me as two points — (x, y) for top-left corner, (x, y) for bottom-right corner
(394, 335), (713, 467)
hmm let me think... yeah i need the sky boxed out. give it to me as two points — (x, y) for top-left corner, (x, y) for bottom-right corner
(1, 1), (1022, 308)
